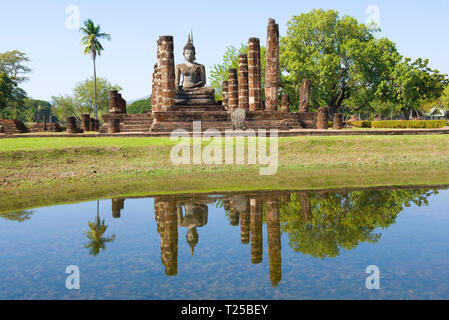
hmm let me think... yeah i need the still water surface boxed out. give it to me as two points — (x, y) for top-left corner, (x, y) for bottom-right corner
(0, 187), (448, 299)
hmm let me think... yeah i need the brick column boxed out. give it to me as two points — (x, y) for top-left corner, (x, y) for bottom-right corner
(299, 79), (311, 112)
(281, 94), (290, 113)
(333, 113), (343, 130)
(222, 81), (229, 110)
(267, 199), (282, 287)
(238, 54), (249, 110)
(81, 114), (89, 131)
(108, 118), (120, 133)
(228, 69), (238, 112)
(316, 106), (329, 130)
(151, 63), (159, 112)
(90, 118), (96, 132)
(109, 90), (120, 113)
(265, 18), (279, 111)
(250, 198), (263, 264)
(248, 37), (262, 111)
(158, 36), (176, 112)
(66, 117), (78, 134)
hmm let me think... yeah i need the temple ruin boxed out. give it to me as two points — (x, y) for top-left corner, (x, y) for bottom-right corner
(101, 18), (341, 134)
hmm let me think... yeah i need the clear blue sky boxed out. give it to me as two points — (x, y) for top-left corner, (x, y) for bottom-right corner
(0, 0), (448, 102)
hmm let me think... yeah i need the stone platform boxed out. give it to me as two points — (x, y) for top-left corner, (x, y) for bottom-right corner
(102, 110), (316, 133)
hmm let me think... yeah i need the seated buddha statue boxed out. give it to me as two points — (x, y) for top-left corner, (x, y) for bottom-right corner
(175, 33), (215, 105)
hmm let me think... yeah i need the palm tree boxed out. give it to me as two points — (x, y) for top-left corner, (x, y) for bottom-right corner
(85, 200), (116, 256)
(80, 19), (111, 120)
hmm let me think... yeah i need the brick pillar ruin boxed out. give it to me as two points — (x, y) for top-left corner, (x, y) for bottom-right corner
(81, 114), (90, 132)
(316, 106), (329, 130)
(158, 36), (176, 112)
(151, 63), (159, 112)
(265, 18), (279, 112)
(248, 37), (262, 111)
(250, 198), (263, 264)
(333, 113), (343, 130)
(90, 118), (96, 132)
(66, 117), (78, 134)
(299, 79), (311, 112)
(238, 54), (249, 110)
(267, 199), (282, 287)
(108, 118), (120, 133)
(222, 81), (229, 110)
(281, 94), (290, 113)
(228, 69), (238, 112)
(109, 90), (120, 113)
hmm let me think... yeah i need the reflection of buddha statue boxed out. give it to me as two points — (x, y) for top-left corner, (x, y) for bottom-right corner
(175, 33), (215, 105)
(177, 202), (208, 255)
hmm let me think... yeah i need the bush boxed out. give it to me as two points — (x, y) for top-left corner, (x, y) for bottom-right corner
(371, 120), (448, 129)
(351, 121), (372, 128)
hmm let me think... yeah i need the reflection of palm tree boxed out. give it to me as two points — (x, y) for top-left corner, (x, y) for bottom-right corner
(85, 201), (115, 256)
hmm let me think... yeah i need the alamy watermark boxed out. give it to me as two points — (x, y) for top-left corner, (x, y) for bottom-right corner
(365, 265), (380, 290)
(169, 121), (279, 176)
(65, 265), (80, 290)
(366, 5), (381, 29)
(65, 5), (80, 30)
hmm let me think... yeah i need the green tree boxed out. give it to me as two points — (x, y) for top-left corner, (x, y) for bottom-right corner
(127, 97), (151, 114)
(0, 50), (32, 83)
(380, 58), (448, 118)
(23, 99), (53, 122)
(0, 71), (27, 120)
(73, 77), (122, 117)
(80, 19), (111, 120)
(280, 9), (402, 115)
(209, 44), (266, 100)
(51, 95), (78, 123)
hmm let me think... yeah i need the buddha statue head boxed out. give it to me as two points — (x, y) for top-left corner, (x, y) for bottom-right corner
(183, 33), (196, 63)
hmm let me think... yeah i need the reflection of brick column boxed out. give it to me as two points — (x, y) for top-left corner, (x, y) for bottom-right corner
(158, 36), (176, 112)
(316, 106), (329, 130)
(228, 69), (238, 112)
(238, 54), (249, 110)
(112, 198), (125, 219)
(333, 113), (343, 130)
(281, 94), (290, 113)
(240, 207), (250, 244)
(222, 81), (229, 110)
(265, 18), (279, 112)
(250, 198), (263, 264)
(230, 210), (240, 226)
(267, 199), (282, 287)
(299, 79), (311, 112)
(248, 37), (261, 111)
(160, 200), (178, 276)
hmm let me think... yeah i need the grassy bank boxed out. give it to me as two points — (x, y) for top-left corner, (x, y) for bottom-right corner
(1, 135), (449, 213)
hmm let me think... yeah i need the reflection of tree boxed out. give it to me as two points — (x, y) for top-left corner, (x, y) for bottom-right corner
(279, 189), (438, 258)
(0, 210), (33, 222)
(85, 201), (115, 257)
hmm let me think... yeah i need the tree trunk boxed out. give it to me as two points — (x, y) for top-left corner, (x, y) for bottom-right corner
(93, 54), (98, 120)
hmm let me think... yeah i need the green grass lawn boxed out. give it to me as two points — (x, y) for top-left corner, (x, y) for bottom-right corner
(1, 135), (449, 213)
